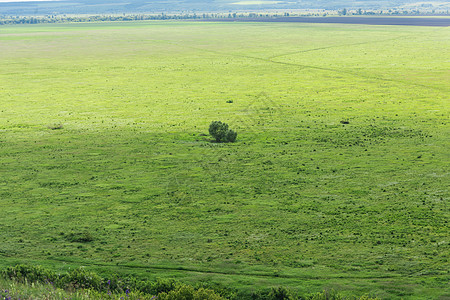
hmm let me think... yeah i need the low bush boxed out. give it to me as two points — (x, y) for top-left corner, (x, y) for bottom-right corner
(66, 231), (95, 243)
(209, 121), (237, 143)
(47, 123), (63, 130)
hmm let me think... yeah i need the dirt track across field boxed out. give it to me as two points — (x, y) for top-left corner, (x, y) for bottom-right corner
(201, 16), (450, 27)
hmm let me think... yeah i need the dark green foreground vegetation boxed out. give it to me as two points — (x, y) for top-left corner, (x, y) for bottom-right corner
(1, 264), (379, 299)
(0, 21), (448, 298)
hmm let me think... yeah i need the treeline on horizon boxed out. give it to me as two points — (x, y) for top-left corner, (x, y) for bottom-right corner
(0, 9), (448, 26)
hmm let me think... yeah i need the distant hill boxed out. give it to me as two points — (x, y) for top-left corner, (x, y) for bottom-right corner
(0, 0), (448, 15)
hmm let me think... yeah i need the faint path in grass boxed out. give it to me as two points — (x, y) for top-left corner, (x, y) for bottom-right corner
(147, 37), (310, 70)
(266, 35), (411, 60)
(48, 257), (444, 281)
(266, 27), (449, 92)
(148, 32), (447, 92)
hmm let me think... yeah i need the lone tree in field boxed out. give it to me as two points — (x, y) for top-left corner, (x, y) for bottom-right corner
(209, 121), (237, 143)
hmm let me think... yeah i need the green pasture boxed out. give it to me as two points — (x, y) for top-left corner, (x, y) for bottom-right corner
(0, 21), (448, 298)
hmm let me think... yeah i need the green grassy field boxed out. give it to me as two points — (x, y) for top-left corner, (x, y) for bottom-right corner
(0, 21), (449, 299)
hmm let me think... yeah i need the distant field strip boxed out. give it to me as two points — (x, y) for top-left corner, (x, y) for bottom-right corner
(202, 17), (450, 27)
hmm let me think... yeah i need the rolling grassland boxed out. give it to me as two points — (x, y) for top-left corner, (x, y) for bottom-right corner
(0, 21), (449, 298)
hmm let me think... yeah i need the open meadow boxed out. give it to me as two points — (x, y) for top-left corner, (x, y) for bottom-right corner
(0, 20), (449, 298)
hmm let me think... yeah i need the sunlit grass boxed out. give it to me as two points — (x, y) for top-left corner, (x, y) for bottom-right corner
(0, 21), (448, 299)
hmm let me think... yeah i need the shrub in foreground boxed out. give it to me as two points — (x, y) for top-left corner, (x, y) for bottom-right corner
(209, 121), (237, 143)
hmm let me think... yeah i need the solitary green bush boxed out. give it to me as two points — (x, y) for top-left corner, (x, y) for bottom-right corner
(209, 121), (237, 143)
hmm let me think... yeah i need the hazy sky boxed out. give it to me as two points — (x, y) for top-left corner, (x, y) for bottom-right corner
(0, 0), (60, 2)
